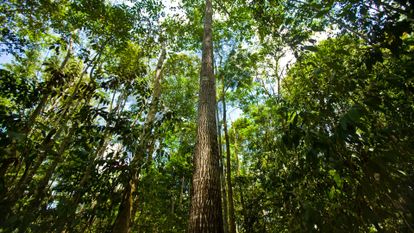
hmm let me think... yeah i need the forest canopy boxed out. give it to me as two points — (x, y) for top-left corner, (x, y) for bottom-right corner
(0, 0), (413, 232)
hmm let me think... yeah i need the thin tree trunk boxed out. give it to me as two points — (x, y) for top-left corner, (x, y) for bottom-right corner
(18, 125), (77, 233)
(218, 108), (229, 233)
(276, 73), (280, 95)
(57, 91), (124, 233)
(26, 83), (52, 133)
(11, 69), (87, 203)
(11, 38), (78, 201)
(144, 48), (167, 163)
(60, 33), (74, 70)
(18, 85), (93, 233)
(188, 0), (223, 232)
(95, 90), (126, 160)
(129, 175), (141, 231)
(222, 85), (236, 233)
(145, 48), (167, 127)
(178, 176), (185, 209)
(25, 34), (73, 134)
(111, 47), (167, 233)
(7, 125), (61, 210)
(233, 128), (247, 232)
(233, 128), (240, 177)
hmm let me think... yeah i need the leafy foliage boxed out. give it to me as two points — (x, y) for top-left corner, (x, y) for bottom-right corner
(0, 0), (413, 232)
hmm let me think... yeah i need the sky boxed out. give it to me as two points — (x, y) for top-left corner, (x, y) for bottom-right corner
(0, 51), (13, 67)
(0, 54), (11, 64)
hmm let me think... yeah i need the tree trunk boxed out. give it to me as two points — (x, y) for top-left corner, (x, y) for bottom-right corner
(25, 33), (73, 134)
(18, 126), (77, 233)
(145, 48), (166, 127)
(20, 87), (95, 233)
(233, 128), (240, 177)
(111, 174), (137, 233)
(233, 128), (247, 232)
(178, 176), (185, 209)
(7, 122), (63, 211)
(11, 38), (78, 203)
(11, 69), (88, 204)
(144, 48), (167, 163)
(111, 47), (167, 233)
(188, 0), (223, 232)
(57, 91), (124, 233)
(217, 108), (229, 233)
(222, 86), (236, 233)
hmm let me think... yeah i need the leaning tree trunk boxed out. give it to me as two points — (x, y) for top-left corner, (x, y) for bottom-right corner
(222, 85), (236, 233)
(143, 47), (167, 163)
(25, 33), (73, 134)
(56, 91), (111, 233)
(18, 124), (78, 233)
(9, 59), (89, 207)
(18, 79), (96, 233)
(9, 36), (76, 201)
(187, 0), (223, 232)
(111, 47), (167, 233)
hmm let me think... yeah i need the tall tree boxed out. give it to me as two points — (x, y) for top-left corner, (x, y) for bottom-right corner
(111, 47), (167, 233)
(221, 79), (236, 233)
(217, 108), (229, 233)
(188, 0), (223, 232)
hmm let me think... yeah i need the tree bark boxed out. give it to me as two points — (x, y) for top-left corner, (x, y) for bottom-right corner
(111, 175), (137, 233)
(188, 0), (223, 232)
(222, 85), (236, 233)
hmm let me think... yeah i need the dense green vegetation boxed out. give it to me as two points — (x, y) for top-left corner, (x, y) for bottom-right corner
(0, 0), (413, 232)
